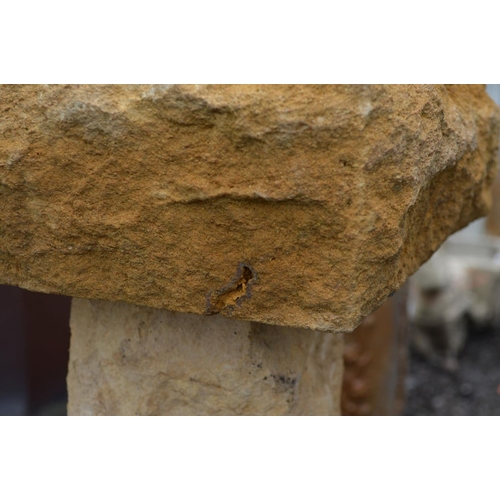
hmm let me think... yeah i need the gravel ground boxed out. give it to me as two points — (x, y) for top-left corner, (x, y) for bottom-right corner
(404, 325), (500, 416)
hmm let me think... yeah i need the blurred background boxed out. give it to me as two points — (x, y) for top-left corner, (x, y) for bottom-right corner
(1, 85), (500, 416)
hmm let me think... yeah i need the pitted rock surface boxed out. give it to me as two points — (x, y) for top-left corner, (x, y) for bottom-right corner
(0, 85), (499, 332)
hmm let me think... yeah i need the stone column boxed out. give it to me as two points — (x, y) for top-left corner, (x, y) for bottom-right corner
(1, 85), (498, 415)
(67, 299), (344, 416)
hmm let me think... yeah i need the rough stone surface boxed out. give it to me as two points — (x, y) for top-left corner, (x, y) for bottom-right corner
(1, 85), (499, 333)
(67, 298), (344, 416)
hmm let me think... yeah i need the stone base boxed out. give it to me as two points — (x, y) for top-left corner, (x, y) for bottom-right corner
(67, 298), (344, 416)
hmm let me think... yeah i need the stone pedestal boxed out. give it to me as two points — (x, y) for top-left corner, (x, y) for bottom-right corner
(1, 85), (499, 415)
(67, 298), (344, 416)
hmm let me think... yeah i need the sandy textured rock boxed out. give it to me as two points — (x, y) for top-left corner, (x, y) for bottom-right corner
(1, 85), (499, 332)
(67, 298), (344, 416)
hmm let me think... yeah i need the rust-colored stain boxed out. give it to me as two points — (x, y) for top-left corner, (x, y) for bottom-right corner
(206, 263), (257, 315)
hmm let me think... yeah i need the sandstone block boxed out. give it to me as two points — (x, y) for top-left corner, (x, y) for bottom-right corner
(1, 85), (499, 332)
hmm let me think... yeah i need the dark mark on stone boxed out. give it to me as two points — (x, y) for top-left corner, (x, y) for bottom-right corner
(270, 374), (297, 388)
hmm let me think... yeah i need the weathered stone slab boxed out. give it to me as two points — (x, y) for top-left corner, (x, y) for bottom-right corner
(67, 298), (344, 416)
(1, 85), (499, 332)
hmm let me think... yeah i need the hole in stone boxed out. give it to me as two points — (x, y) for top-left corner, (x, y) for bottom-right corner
(206, 264), (256, 315)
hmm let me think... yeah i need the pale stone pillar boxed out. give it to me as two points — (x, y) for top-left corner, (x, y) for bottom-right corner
(67, 298), (344, 416)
